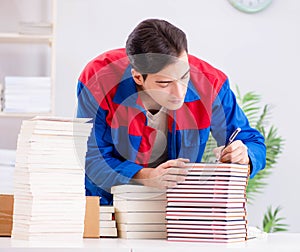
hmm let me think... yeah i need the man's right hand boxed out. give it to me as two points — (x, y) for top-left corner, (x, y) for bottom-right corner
(132, 158), (190, 189)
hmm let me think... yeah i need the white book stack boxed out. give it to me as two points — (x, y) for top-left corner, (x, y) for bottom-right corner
(0, 83), (4, 111)
(0, 149), (16, 194)
(166, 163), (249, 243)
(11, 116), (93, 242)
(4, 76), (51, 113)
(18, 22), (52, 35)
(99, 206), (117, 237)
(111, 185), (167, 239)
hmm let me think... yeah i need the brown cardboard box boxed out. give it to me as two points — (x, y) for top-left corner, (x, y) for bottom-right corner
(0, 194), (14, 236)
(0, 195), (100, 238)
(83, 196), (100, 238)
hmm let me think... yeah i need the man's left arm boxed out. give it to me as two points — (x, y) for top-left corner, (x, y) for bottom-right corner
(210, 79), (266, 178)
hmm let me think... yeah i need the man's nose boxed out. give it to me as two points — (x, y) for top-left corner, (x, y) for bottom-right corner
(171, 81), (186, 99)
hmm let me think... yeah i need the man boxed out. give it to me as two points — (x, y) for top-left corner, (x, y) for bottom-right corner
(77, 19), (266, 205)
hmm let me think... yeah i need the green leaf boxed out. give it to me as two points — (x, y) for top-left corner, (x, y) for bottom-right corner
(273, 228), (288, 232)
(262, 206), (288, 233)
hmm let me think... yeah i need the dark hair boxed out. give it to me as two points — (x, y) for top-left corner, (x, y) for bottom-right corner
(126, 19), (188, 79)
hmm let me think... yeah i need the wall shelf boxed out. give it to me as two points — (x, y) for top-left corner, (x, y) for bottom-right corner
(0, 32), (53, 44)
(0, 112), (53, 118)
(0, 0), (56, 149)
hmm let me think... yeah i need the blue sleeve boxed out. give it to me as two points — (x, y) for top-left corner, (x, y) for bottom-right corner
(76, 81), (143, 202)
(210, 79), (266, 178)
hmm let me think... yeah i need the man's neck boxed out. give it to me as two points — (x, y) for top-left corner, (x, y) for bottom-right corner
(137, 85), (161, 112)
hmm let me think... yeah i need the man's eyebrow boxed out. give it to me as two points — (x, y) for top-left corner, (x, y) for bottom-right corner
(155, 69), (190, 84)
(181, 69), (190, 78)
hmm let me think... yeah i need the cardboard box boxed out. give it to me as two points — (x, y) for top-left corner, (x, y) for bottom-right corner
(0, 195), (100, 238)
(83, 196), (100, 238)
(0, 194), (14, 236)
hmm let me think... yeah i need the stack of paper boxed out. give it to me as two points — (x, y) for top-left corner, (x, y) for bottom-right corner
(99, 206), (117, 237)
(11, 117), (93, 241)
(166, 163), (249, 243)
(0, 83), (4, 111)
(0, 149), (16, 194)
(111, 185), (167, 239)
(4, 76), (51, 113)
(19, 22), (52, 35)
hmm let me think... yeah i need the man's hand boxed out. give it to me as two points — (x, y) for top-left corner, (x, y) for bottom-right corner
(213, 140), (249, 164)
(133, 158), (190, 189)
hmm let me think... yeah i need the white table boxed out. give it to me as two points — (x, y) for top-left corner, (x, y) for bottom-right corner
(0, 233), (300, 252)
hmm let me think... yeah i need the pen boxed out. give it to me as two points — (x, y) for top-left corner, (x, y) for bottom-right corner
(225, 127), (241, 147)
(216, 127), (241, 162)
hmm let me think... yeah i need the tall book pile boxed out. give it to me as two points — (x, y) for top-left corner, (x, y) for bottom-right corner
(111, 185), (167, 239)
(99, 206), (117, 237)
(0, 149), (16, 194)
(4, 76), (51, 113)
(166, 163), (249, 243)
(11, 117), (93, 241)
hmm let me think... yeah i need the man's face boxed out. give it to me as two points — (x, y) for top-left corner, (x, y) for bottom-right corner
(134, 51), (190, 110)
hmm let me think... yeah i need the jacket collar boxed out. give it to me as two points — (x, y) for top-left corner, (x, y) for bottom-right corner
(113, 66), (201, 107)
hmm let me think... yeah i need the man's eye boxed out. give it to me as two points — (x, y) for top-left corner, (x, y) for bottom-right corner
(158, 83), (169, 88)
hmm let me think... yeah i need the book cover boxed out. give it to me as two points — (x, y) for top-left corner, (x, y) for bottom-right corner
(115, 212), (166, 224)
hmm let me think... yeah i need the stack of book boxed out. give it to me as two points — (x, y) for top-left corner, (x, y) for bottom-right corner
(0, 83), (4, 111)
(0, 149), (16, 194)
(111, 185), (167, 239)
(11, 117), (93, 241)
(99, 206), (117, 237)
(4, 76), (51, 113)
(166, 163), (249, 243)
(19, 22), (52, 35)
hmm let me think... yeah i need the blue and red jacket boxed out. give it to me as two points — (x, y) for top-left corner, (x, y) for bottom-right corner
(77, 48), (266, 205)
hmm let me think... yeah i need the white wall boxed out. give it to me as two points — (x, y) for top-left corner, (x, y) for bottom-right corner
(1, 0), (299, 232)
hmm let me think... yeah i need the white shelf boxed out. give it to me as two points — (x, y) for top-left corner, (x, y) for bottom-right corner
(0, 0), (56, 121)
(0, 112), (53, 118)
(0, 32), (53, 44)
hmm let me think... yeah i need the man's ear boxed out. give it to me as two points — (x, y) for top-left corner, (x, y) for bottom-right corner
(131, 69), (144, 86)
